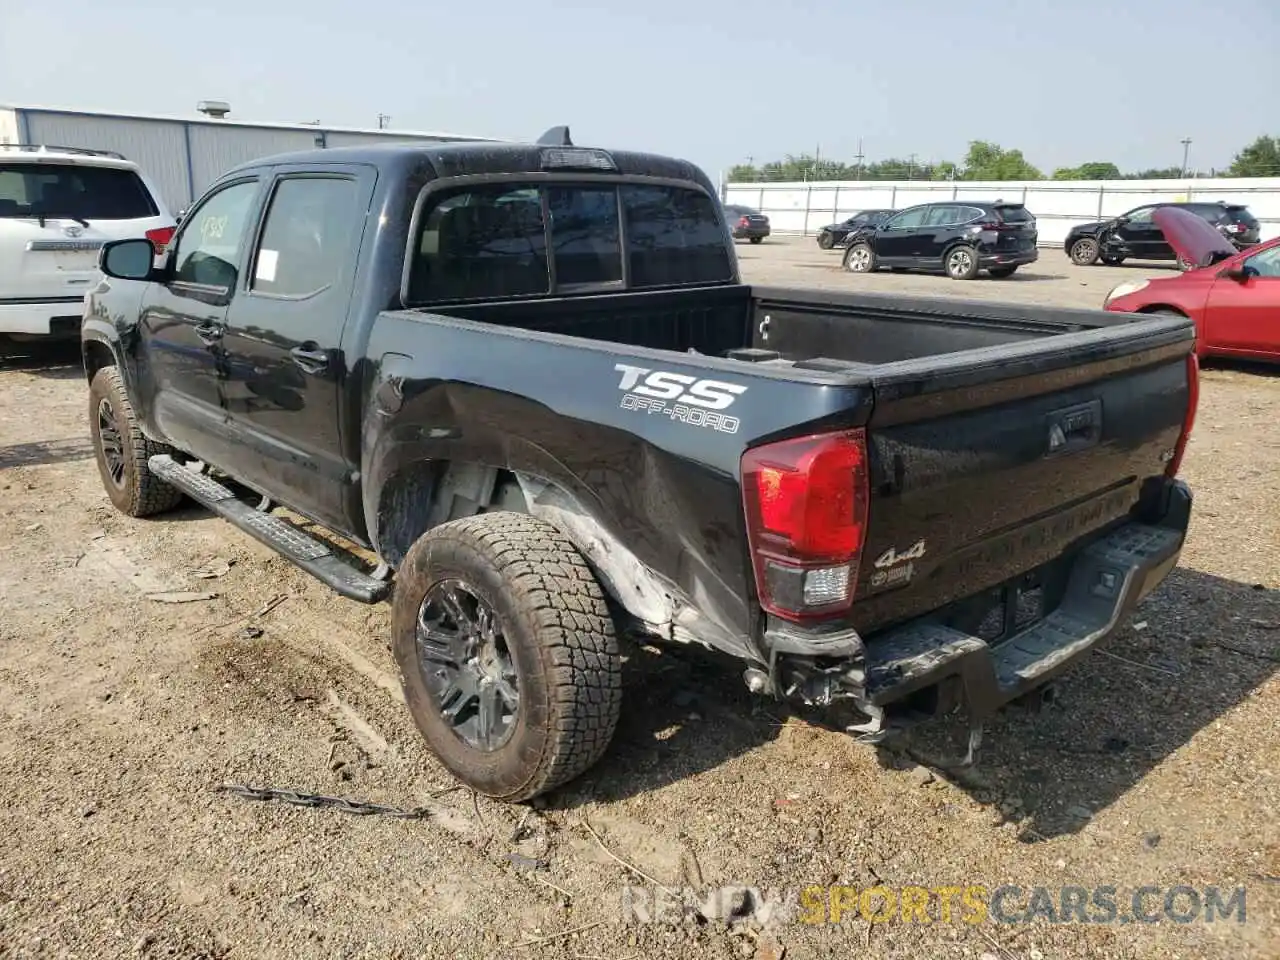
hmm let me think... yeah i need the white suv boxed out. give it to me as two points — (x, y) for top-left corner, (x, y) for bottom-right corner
(0, 145), (176, 341)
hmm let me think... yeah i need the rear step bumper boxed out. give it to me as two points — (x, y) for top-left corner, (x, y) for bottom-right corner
(148, 455), (391, 604)
(863, 489), (1190, 719)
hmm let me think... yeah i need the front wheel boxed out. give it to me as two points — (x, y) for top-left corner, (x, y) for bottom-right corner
(817, 232), (835, 250)
(1101, 255), (1125, 266)
(1069, 237), (1101, 266)
(944, 245), (980, 280)
(844, 242), (877, 273)
(88, 366), (185, 517)
(392, 512), (623, 803)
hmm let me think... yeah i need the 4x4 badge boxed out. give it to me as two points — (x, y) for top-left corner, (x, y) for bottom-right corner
(874, 540), (927, 569)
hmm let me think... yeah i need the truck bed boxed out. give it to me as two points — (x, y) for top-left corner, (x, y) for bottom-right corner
(425, 284), (1153, 372)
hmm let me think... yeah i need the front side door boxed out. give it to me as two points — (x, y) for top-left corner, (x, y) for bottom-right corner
(134, 177), (263, 462)
(875, 206), (928, 262)
(219, 166), (375, 533)
(1203, 244), (1280, 357)
(1116, 205), (1164, 258)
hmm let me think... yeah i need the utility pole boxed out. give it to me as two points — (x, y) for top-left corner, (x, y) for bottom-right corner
(377, 113), (391, 130)
(908, 153), (917, 181)
(1180, 137), (1192, 177)
(853, 138), (865, 180)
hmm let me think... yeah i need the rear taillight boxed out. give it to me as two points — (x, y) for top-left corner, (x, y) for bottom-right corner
(741, 429), (870, 622)
(1166, 352), (1199, 478)
(145, 226), (175, 255)
(738, 216), (750, 227)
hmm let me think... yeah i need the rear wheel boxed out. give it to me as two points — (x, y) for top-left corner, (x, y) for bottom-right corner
(392, 512), (623, 802)
(944, 245), (980, 280)
(817, 231), (835, 250)
(988, 265), (1018, 278)
(1069, 237), (1101, 266)
(88, 366), (185, 517)
(749, 236), (763, 245)
(843, 242), (877, 273)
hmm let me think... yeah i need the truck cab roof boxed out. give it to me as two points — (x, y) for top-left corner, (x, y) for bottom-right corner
(224, 138), (717, 195)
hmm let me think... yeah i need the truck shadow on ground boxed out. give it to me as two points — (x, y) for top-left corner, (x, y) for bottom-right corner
(553, 567), (1276, 842)
(0, 436), (96, 468)
(872, 566), (1278, 842)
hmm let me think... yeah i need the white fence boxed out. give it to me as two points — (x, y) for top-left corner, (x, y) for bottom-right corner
(721, 177), (1280, 246)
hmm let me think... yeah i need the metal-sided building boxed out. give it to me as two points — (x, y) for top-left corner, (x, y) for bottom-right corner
(0, 102), (502, 211)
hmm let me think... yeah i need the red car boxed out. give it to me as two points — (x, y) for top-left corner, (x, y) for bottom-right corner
(1104, 207), (1280, 363)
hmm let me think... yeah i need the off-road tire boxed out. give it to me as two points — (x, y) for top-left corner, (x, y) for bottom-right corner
(88, 366), (185, 517)
(988, 265), (1018, 278)
(843, 242), (877, 273)
(392, 512), (622, 802)
(1069, 237), (1101, 266)
(944, 244), (981, 280)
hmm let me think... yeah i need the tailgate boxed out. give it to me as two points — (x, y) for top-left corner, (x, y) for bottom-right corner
(851, 313), (1195, 633)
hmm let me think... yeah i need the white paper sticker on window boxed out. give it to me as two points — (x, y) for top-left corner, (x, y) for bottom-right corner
(256, 248), (279, 282)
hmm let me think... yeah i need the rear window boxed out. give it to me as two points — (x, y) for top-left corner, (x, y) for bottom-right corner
(408, 182), (733, 304)
(994, 205), (1034, 223)
(1185, 203), (1227, 222)
(0, 162), (158, 220)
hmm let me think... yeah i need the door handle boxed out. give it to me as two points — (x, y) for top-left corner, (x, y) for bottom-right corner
(291, 346), (330, 375)
(194, 320), (223, 345)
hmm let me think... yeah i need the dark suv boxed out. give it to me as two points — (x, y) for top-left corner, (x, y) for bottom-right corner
(723, 204), (770, 243)
(842, 201), (1039, 279)
(816, 209), (896, 249)
(1065, 202), (1261, 267)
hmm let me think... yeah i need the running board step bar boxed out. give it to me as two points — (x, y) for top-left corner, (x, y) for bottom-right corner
(149, 455), (391, 604)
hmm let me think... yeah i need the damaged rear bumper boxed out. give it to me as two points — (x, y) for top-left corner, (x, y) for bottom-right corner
(762, 480), (1192, 732)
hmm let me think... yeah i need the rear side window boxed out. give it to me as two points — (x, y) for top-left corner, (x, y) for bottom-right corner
(408, 182), (732, 304)
(251, 176), (360, 298)
(624, 185), (734, 286)
(1228, 206), (1260, 228)
(0, 162), (157, 220)
(1186, 204), (1226, 222)
(994, 205), (1033, 223)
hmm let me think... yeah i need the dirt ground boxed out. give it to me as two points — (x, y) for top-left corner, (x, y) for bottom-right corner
(1, 247), (1277, 960)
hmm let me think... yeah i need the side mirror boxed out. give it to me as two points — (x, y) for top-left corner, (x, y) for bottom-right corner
(175, 209), (187, 224)
(100, 238), (157, 281)
(1224, 266), (1251, 282)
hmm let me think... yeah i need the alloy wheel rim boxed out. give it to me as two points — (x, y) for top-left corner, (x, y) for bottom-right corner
(848, 248), (870, 271)
(96, 398), (126, 488)
(416, 579), (520, 751)
(1075, 239), (1096, 262)
(949, 250), (972, 275)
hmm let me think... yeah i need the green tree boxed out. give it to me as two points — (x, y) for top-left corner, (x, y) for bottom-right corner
(1124, 166), (1184, 179)
(961, 141), (1043, 181)
(726, 164), (760, 183)
(1052, 161), (1121, 181)
(1228, 136), (1280, 177)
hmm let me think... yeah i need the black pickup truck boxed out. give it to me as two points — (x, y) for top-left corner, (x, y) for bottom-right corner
(82, 128), (1198, 802)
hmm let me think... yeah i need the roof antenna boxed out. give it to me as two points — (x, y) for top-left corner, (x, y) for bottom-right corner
(537, 125), (573, 146)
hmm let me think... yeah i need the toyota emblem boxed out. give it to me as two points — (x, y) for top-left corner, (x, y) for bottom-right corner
(63, 225), (84, 238)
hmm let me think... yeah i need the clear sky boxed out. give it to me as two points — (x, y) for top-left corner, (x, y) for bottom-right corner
(3, 0), (1277, 181)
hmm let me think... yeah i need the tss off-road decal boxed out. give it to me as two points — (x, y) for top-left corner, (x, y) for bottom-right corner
(614, 363), (747, 434)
